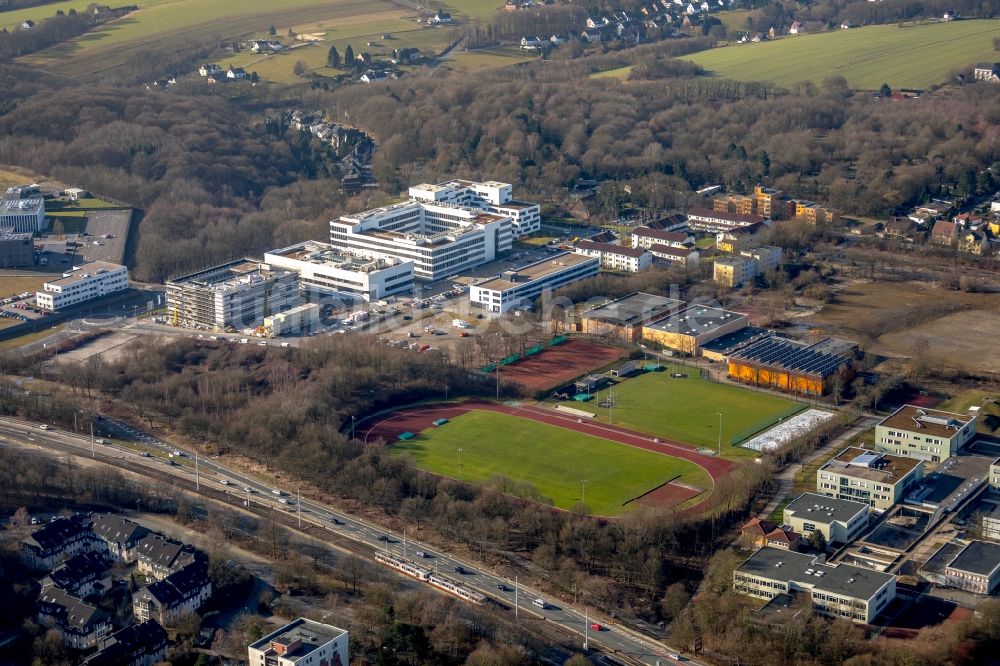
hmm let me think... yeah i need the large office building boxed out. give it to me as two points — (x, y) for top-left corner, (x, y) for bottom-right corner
(640, 305), (748, 355)
(783, 492), (869, 545)
(469, 252), (599, 313)
(817, 447), (923, 512)
(408, 179), (541, 238)
(264, 241), (414, 302)
(875, 405), (978, 462)
(0, 227), (34, 267)
(0, 185), (45, 233)
(248, 618), (349, 666)
(733, 547), (896, 624)
(330, 201), (512, 280)
(580, 292), (684, 342)
(165, 259), (300, 331)
(35, 261), (128, 311)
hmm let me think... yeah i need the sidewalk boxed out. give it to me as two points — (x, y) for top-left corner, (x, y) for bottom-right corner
(759, 415), (879, 517)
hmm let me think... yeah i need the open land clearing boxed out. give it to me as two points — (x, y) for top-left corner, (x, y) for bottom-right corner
(388, 408), (713, 516)
(551, 370), (804, 457)
(681, 20), (1000, 89)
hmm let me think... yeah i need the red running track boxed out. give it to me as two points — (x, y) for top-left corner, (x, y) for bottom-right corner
(362, 399), (737, 516)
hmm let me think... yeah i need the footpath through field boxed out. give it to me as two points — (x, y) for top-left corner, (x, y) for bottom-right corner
(362, 399), (737, 516)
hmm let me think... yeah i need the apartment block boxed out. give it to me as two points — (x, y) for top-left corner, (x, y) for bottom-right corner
(631, 227), (694, 250)
(817, 447), (923, 511)
(733, 547), (896, 624)
(574, 240), (652, 272)
(792, 200), (840, 225)
(469, 252), (599, 313)
(754, 186), (788, 220)
(782, 492), (869, 545)
(875, 405), (977, 462)
(688, 208), (768, 233)
(647, 244), (699, 268)
(248, 618), (349, 666)
(713, 255), (756, 288)
(165, 259), (300, 331)
(35, 261), (128, 311)
(409, 179), (540, 238)
(330, 200), (512, 280)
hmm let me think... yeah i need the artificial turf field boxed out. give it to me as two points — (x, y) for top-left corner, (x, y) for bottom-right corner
(390, 410), (711, 516)
(681, 19), (1000, 90)
(555, 369), (804, 457)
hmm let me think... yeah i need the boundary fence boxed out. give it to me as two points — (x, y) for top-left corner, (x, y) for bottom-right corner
(480, 334), (569, 373)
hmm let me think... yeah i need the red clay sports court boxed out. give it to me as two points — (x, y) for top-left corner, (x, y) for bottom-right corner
(491, 338), (626, 391)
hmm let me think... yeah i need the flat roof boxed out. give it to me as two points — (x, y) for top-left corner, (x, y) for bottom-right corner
(45, 261), (125, 287)
(167, 259), (294, 293)
(729, 336), (853, 377)
(821, 447), (922, 485)
(576, 240), (648, 258)
(582, 292), (684, 326)
(633, 227), (690, 242)
(688, 207), (767, 225)
(699, 326), (771, 355)
(0, 230), (32, 241)
(643, 305), (746, 337)
(266, 241), (409, 273)
(737, 547), (894, 601)
(0, 197), (42, 213)
(946, 540), (1000, 577)
(475, 252), (597, 292)
(250, 618), (347, 662)
(878, 405), (975, 439)
(784, 492), (868, 524)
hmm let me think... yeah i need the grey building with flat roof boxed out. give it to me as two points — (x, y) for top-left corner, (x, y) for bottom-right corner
(580, 292), (684, 341)
(945, 540), (1000, 594)
(734, 546), (896, 623)
(248, 617), (349, 666)
(783, 492), (869, 544)
(0, 228), (34, 267)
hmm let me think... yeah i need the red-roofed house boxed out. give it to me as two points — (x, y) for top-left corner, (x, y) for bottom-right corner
(648, 244), (699, 269)
(931, 220), (957, 246)
(574, 240), (653, 273)
(740, 517), (802, 552)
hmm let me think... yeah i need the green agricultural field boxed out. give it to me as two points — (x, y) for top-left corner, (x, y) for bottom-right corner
(391, 410), (711, 515)
(21, 0), (410, 78)
(590, 65), (633, 80)
(681, 19), (1000, 90)
(445, 46), (536, 72)
(440, 0), (505, 21)
(555, 369), (804, 457)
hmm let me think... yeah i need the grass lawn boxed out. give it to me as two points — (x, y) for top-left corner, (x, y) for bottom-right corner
(681, 19), (1000, 89)
(441, 0), (506, 21)
(938, 389), (999, 435)
(0, 325), (64, 350)
(446, 46), (536, 72)
(0, 165), (40, 189)
(551, 369), (805, 458)
(390, 410), (711, 515)
(0, 275), (48, 299)
(515, 236), (558, 248)
(590, 65), (632, 80)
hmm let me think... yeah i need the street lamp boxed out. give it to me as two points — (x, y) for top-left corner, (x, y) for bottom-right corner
(457, 448), (463, 481)
(351, 415), (356, 441)
(581, 479), (587, 507)
(716, 412), (723, 455)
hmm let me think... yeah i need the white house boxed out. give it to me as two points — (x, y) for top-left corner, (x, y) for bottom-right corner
(226, 66), (248, 80)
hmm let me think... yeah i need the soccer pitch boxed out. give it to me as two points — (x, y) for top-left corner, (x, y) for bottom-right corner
(560, 369), (805, 457)
(390, 410), (711, 516)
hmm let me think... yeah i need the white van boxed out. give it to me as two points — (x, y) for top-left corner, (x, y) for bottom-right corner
(533, 598), (546, 609)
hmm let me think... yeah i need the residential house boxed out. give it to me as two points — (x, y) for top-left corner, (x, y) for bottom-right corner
(135, 534), (203, 580)
(944, 541), (1000, 594)
(574, 240), (652, 272)
(687, 208), (768, 233)
(959, 230), (988, 255)
(716, 222), (765, 253)
(226, 66), (248, 80)
(21, 515), (95, 570)
(81, 620), (169, 666)
(648, 244), (699, 268)
(198, 64), (223, 77)
(20, 19), (35, 29)
(816, 447), (923, 512)
(91, 514), (151, 563)
(520, 35), (544, 49)
(37, 587), (112, 650)
(792, 200), (840, 225)
(713, 255), (756, 288)
(390, 47), (420, 65)
(359, 70), (388, 83)
(740, 517), (802, 551)
(789, 21), (802, 34)
(978, 64), (1000, 82)
(631, 227), (693, 251)
(40, 551), (112, 598)
(875, 404), (977, 462)
(132, 561), (212, 626)
(782, 492), (869, 545)
(429, 11), (454, 24)
(931, 220), (958, 246)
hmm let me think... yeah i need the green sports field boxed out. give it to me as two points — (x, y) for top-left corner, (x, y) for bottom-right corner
(681, 19), (1000, 90)
(555, 369), (804, 457)
(390, 410), (711, 516)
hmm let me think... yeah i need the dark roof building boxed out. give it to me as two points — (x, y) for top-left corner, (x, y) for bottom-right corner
(136, 534), (203, 579)
(945, 540), (1000, 594)
(37, 587), (112, 649)
(81, 620), (169, 666)
(92, 514), (151, 562)
(40, 551), (109, 597)
(21, 514), (94, 570)
(580, 292), (684, 342)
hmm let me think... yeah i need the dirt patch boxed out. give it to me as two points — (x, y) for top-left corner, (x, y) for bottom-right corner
(494, 339), (626, 392)
(631, 481), (700, 509)
(880, 310), (1000, 373)
(52, 331), (140, 364)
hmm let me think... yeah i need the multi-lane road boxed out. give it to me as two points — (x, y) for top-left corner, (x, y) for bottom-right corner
(0, 415), (696, 666)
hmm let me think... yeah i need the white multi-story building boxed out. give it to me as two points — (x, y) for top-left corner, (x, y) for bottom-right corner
(165, 259), (300, 331)
(409, 179), (541, 238)
(248, 618), (349, 666)
(782, 492), (869, 545)
(573, 240), (652, 272)
(875, 405), (977, 462)
(733, 547), (896, 624)
(330, 201), (512, 280)
(470, 252), (599, 313)
(35, 261), (128, 311)
(0, 185), (45, 233)
(264, 241), (414, 301)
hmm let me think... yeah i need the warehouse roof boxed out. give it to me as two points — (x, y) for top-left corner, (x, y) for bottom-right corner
(729, 336), (853, 377)
(643, 305), (746, 337)
(582, 292), (683, 326)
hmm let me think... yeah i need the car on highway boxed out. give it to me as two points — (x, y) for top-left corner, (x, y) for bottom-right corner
(590, 623), (603, 632)
(667, 654), (683, 662)
(38, 424), (50, 430)
(331, 517), (344, 525)
(496, 583), (508, 591)
(140, 452), (150, 457)
(279, 498), (291, 505)
(95, 438), (106, 445)
(271, 489), (282, 496)
(243, 486), (255, 493)
(378, 535), (390, 542)
(220, 479), (230, 485)
(415, 551), (427, 558)
(257, 341), (267, 346)
(453, 566), (464, 574)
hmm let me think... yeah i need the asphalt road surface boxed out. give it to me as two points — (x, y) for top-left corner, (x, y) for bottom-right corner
(0, 415), (700, 666)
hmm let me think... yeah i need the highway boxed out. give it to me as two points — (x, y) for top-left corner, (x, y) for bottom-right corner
(0, 415), (696, 666)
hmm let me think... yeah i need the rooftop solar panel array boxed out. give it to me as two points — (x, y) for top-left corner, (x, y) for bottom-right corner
(730, 336), (851, 377)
